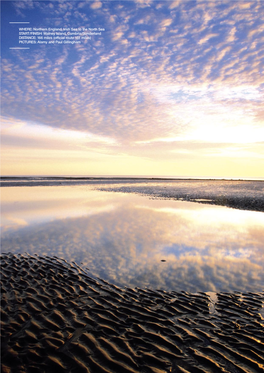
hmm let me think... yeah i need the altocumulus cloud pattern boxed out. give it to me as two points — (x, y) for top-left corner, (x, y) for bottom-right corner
(1, 0), (264, 175)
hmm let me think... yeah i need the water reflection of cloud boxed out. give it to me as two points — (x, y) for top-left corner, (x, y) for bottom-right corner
(0, 217), (28, 233)
(136, 204), (264, 260)
(1, 186), (118, 232)
(2, 200), (263, 292)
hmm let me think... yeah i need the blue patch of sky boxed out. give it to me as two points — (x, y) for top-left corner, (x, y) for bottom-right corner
(137, 92), (145, 104)
(169, 91), (199, 103)
(215, 1), (232, 13)
(1, 9), (24, 51)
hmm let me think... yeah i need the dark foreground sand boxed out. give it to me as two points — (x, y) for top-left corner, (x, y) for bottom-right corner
(1, 253), (264, 373)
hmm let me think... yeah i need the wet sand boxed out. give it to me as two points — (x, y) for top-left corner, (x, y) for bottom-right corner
(1, 253), (264, 373)
(95, 179), (264, 212)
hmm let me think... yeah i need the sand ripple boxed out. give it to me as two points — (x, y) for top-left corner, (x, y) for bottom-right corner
(1, 253), (264, 372)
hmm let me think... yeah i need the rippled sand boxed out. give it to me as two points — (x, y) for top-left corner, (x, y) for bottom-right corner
(1, 253), (264, 373)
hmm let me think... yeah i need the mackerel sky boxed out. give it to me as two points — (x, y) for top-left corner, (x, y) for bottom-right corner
(1, 0), (264, 177)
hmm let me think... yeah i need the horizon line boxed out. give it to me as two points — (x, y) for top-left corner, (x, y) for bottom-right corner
(1, 175), (264, 182)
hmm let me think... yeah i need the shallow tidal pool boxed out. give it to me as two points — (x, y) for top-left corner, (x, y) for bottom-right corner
(1, 184), (264, 292)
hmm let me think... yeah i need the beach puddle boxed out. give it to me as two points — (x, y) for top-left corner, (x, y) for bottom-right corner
(1, 184), (264, 292)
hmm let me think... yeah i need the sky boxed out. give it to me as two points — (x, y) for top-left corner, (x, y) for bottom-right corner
(1, 0), (264, 178)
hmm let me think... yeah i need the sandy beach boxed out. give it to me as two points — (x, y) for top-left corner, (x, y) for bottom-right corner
(1, 253), (263, 372)
(2, 178), (264, 212)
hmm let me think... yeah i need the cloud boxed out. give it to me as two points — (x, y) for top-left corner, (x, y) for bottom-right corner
(169, 1), (181, 10)
(1, 0), (264, 175)
(160, 18), (173, 28)
(90, 2), (102, 10)
(198, 33), (219, 45)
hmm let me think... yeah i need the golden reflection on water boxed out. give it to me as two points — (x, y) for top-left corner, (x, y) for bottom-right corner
(1, 185), (264, 292)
